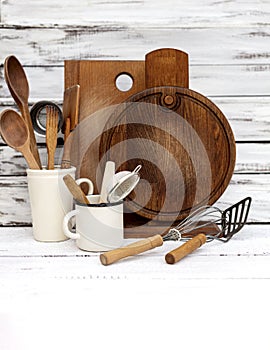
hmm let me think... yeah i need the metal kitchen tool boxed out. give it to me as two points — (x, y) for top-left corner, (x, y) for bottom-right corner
(0, 109), (41, 169)
(30, 101), (63, 137)
(107, 165), (142, 203)
(165, 196), (252, 264)
(46, 107), (58, 170)
(4, 55), (42, 168)
(100, 197), (251, 265)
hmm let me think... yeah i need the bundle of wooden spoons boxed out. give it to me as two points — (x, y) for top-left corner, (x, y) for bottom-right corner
(4, 55), (42, 168)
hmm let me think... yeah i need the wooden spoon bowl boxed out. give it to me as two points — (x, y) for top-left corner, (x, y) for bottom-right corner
(0, 109), (40, 169)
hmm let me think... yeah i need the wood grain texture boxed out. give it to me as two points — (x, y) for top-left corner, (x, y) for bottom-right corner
(99, 86), (236, 222)
(65, 60), (145, 119)
(0, 226), (269, 274)
(0, 27), (270, 65)
(165, 233), (207, 264)
(0, 0), (269, 232)
(2, 0), (270, 27)
(0, 0), (269, 324)
(0, 174), (269, 226)
(1, 142), (269, 176)
(2, 65), (270, 102)
(145, 48), (189, 88)
(1, 95), (269, 141)
(1, 225), (269, 258)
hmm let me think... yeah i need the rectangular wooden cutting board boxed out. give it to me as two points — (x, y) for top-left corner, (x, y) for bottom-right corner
(65, 60), (146, 120)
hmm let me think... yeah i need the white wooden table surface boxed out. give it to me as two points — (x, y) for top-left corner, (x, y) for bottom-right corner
(1, 1), (270, 349)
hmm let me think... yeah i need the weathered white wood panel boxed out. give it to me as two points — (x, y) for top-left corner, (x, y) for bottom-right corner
(0, 174), (269, 225)
(0, 225), (268, 258)
(0, 27), (269, 65)
(1, 65), (270, 102)
(213, 97), (270, 142)
(235, 143), (270, 173)
(0, 100), (269, 142)
(0, 146), (64, 175)
(2, 0), (270, 28)
(0, 226), (270, 281)
(1, 143), (269, 176)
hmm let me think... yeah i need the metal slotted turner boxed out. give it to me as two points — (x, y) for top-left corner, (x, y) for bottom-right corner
(165, 196), (252, 264)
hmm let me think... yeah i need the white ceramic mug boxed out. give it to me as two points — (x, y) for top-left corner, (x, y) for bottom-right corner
(27, 166), (94, 242)
(63, 195), (123, 251)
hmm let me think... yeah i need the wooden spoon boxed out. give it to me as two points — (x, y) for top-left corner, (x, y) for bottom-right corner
(0, 109), (40, 169)
(4, 55), (42, 168)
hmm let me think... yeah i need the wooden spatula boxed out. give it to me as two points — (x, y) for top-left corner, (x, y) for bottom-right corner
(63, 174), (90, 205)
(46, 106), (58, 170)
(61, 85), (80, 169)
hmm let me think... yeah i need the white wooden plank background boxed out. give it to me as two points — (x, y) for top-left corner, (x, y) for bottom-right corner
(0, 2), (270, 338)
(1, 27), (270, 64)
(2, 0), (270, 28)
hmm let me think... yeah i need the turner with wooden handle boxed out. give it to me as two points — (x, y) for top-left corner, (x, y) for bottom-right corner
(165, 234), (207, 264)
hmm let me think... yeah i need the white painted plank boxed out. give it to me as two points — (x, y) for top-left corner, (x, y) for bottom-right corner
(0, 146), (64, 175)
(212, 96), (270, 141)
(1, 65), (270, 99)
(216, 175), (270, 223)
(2, 0), (270, 28)
(0, 225), (268, 258)
(2, 65), (270, 101)
(1, 142), (269, 176)
(0, 174), (269, 225)
(0, 95), (270, 142)
(0, 27), (270, 65)
(0, 176), (30, 225)
(1, 244), (270, 281)
(235, 143), (270, 173)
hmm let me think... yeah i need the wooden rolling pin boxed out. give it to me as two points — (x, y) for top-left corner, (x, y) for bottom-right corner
(100, 235), (164, 266)
(165, 234), (207, 264)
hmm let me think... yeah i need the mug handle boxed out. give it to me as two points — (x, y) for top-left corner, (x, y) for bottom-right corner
(75, 178), (94, 195)
(63, 209), (80, 239)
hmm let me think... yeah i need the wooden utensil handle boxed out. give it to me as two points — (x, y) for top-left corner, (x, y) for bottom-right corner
(22, 105), (42, 168)
(23, 147), (41, 170)
(100, 234), (164, 266)
(64, 117), (71, 142)
(61, 133), (71, 169)
(47, 150), (54, 170)
(63, 174), (90, 204)
(165, 234), (207, 264)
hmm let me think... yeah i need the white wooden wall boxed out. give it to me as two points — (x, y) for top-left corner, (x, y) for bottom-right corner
(0, 0), (269, 226)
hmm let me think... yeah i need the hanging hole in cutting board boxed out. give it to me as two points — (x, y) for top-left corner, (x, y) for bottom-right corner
(115, 73), (133, 92)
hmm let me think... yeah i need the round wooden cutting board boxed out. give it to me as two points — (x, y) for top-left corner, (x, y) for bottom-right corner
(99, 86), (236, 222)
